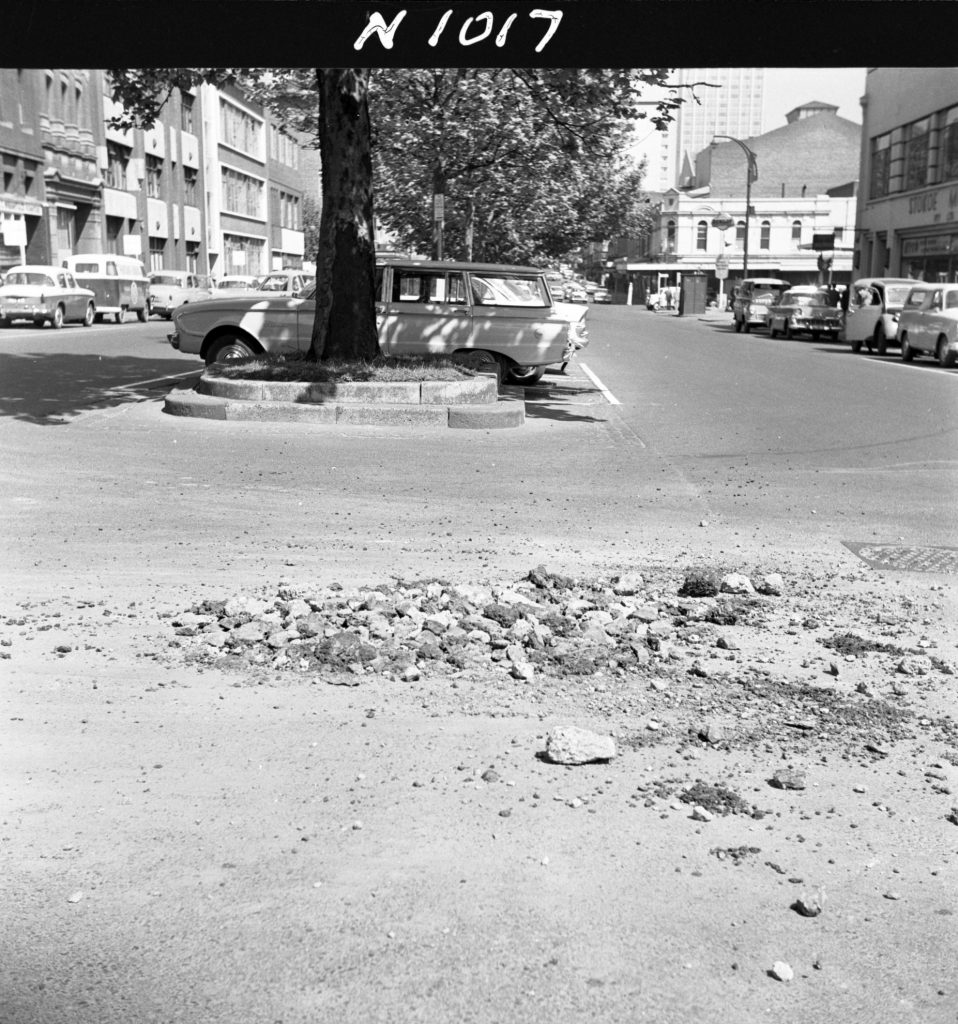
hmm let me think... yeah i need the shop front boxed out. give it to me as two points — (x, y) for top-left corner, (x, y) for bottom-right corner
(899, 232), (958, 283)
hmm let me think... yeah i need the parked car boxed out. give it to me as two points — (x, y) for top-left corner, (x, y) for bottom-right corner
(840, 277), (917, 354)
(592, 287), (612, 304)
(168, 259), (589, 385)
(731, 278), (791, 332)
(213, 275), (260, 297)
(563, 282), (589, 303)
(897, 283), (958, 367)
(148, 271), (212, 320)
(766, 288), (842, 340)
(0, 265), (96, 328)
(254, 270), (313, 296)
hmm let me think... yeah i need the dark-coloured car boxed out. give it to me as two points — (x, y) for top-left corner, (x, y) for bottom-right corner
(767, 288), (842, 339)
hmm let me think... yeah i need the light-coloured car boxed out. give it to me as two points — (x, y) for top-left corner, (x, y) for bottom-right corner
(148, 271), (212, 320)
(897, 283), (958, 367)
(766, 288), (842, 340)
(213, 275), (260, 297)
(731, 278), (791, 332)
(563, 283), (589, 303)
(840, 277), (917, 354)
(592, 287), (612, 304)
(0, 265), (96, 328)
(254, 270), (313, 297)
(168, 259), (589, 385)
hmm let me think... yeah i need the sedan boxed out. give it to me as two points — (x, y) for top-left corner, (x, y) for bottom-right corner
(0, 265), (96, 328)
(168, 260), (589, 385)
(592, 287), (611, 304)
(766, 288), (842, 339)
(897, 283), (958, 367)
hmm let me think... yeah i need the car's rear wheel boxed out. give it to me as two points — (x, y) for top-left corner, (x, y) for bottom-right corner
(506, 364), (546, 386)
(900, 332), (915, 362)
(206, 334), (259, 365)
(136, 305), (148, 323)
(82, 303), (95, 327)
(742, 320), (751, 333)
(733, 316), (742, 333)
(769, 320), (778, 338)
(937, 335), (956, 368)
(114, 309), (125, 324)
(450, 349), (504, 382)
(50, 305), (64, 329)
(874, 326), (888, 354)
(784, 322), (794, 340)
(850, 337), (862, 353)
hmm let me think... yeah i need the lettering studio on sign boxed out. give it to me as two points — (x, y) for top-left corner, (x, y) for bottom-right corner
(354, 9), (564, 52)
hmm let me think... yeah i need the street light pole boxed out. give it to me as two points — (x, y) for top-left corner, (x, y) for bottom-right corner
(712, 135), (758, 281)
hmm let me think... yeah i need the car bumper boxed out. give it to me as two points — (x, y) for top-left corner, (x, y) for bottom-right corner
(1, 302), (52, 319)
(168, 331), (180, 350)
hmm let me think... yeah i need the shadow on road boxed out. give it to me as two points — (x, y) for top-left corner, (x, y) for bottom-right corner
(517, 372), (608, 424)
(0, 350), (201, 425)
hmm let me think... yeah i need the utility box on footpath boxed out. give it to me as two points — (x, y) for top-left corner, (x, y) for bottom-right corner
(678, 273), (708, 316)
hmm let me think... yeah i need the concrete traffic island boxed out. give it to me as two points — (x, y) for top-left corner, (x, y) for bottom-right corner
(164, 370), (526, 428)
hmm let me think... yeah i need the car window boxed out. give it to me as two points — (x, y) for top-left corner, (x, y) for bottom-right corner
(65, 273), (76, 288)
(150, 274), (181, 286)
(470, 274), (549, 307)
(904, 290), (927, 309)
(258, 275), (288, 292)
(931, 290), (943, 310)
(57, 272), (68, 288)
(946, 291), (958, 309)
(74, 261), (99, 274)
(106, 262), (118, 276)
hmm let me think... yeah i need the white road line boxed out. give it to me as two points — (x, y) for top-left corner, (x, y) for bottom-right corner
(577, 363), (620, 405)
(109, 369), (201, 391)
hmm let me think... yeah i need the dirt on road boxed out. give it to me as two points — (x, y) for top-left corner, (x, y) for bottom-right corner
(3, 550), (957, 1024)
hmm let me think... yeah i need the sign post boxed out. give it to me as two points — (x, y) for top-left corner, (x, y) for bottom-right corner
(714, 254), (730, 309)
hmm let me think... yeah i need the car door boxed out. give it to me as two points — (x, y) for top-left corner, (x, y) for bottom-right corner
(57, 271), (79, 319)
(925, 288), (944, 353)
(466, 270), (566, 364)
(844, 284), (881, 343)
(379, 268), (473, 357)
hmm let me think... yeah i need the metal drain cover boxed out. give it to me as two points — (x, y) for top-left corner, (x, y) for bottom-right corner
(843, 542), (958, 575)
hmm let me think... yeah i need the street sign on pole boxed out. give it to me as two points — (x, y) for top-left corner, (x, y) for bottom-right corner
(711, 214), (734, 231)
(715, 254), (729, 280)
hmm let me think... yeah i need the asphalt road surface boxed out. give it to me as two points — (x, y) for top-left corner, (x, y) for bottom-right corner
(2, 306), (957, 1024)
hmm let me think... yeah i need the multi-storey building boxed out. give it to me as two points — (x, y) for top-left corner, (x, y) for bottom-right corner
(0, 71), (313, 279)
(855, 68), (958, 283)
(609, 101), (861, 305)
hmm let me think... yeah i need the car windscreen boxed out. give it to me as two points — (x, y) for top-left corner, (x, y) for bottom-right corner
(257, 276), (290, 291)
(470, 274), (549, 307)
(150, 275), (181, 286)
(5, 272), (55, 286)
(750, 289), (785, 306)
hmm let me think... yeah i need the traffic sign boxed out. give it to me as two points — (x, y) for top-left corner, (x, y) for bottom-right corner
(715, 255), (729, 270)
(711, 214), (734, 231)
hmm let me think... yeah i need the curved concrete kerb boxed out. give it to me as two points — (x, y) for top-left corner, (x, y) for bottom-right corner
(164, 369), (525, 428)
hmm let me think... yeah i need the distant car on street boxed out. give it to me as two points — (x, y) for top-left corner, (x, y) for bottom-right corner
(0, 265), (96, 328)
(592, 287), (612, 304)
(213, 275), (260, 297)
(731, 278), (791, 332)
(168, 259), (589, 385)
(840, 277), (917, 354)
(148, 271), (212, 320)
(564, 283), (588, 302)
(766, 288), (842, 340)
(897, 282), (958, 367)
(254, 270), (313, 297)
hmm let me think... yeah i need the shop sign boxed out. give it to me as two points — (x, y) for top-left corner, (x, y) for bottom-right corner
(0, 196), (43, 218)
(901, 235), (958, 257)
(2, 218), (27, 247)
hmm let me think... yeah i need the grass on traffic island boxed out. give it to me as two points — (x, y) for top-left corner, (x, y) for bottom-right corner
(204, 353), (479, 384)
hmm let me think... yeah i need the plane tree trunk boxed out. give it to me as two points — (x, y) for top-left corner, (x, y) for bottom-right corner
(310, 68), (380, 362)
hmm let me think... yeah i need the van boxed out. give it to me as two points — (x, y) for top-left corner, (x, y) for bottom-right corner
(840, 277), (917, 354)
(62, 254), (150, 324)
(731, 278), (791, 332)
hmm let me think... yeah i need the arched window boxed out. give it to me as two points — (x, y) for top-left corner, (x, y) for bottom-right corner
(760, 221), (771, 250)
(735, 220), (746, 248)
(696, 220), (708, 250)
(791, 220), (802, 246)
(666, 220), (676, 249)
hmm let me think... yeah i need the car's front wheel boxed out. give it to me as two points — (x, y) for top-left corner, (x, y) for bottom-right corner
(769, 320), (778, 338)
(937, 335), (956, 368)
(82, 303), (95, 327)
(206, 333), (259, 365)
(733, 316), (742, 333)
(900, 332), (915, 362)
(874, 326), (888, 354)
(137, 305), (148, 323)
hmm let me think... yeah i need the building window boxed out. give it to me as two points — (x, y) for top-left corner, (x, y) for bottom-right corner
(666, 220), (676, 251)
(834, 227), (844, 243)
(221, 167), (263, 219)
(903, 117), (931, 191)
(760, 221), (770, 250)
(146, 155), (162, 198)
(941, 106), (958, 182)
(106, 141), (130, 190)
(2, 156), (14, 193)
(105, 216), (123, 254)
(870, 133), (891, 199)
(185, 241), (199, 273)
(223, 233), (265, 276)
(184, 166), (197, 205)
(220, 99), (261, 155)
(735, 220), (745, 248)
(148, 237), (165, 271)
(791, 220), (802, 246)
(695, 220), (707, 251)
(181, 93), (194, 133)
(56, 207), (75, 253)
